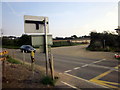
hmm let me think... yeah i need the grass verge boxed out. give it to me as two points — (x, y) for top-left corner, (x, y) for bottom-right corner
(41, 76), (59, 86)
(6, 55), (22, 64)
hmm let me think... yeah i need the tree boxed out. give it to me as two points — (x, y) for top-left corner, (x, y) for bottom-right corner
(88, 31), (120, 51)
(71, 35), (78, 39)
(17, 34), (31, 46)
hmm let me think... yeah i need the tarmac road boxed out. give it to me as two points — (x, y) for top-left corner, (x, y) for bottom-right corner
(7, 45), (120, 89)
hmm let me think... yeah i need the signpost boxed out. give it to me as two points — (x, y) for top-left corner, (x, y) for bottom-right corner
(0, 50), (8, 80)
(31, 34), (53, 53)
(24, 15), (53, 76)
(24, 15), (49, 33)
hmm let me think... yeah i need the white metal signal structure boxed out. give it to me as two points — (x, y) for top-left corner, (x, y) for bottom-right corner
(24, 15), (51, 76)
(24, 15), (49, 34)
(31, 34), (53, 49)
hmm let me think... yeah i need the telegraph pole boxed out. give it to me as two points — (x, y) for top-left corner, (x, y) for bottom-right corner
(44, 17), (49, 76)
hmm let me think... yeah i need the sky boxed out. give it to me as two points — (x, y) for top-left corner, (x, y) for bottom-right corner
(0, 0), (119, 38)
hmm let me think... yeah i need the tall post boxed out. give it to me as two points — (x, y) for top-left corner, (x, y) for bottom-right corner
(49, 54), (54, 80)
(22, 51), (25, 64)
(44, 17), (49, 76)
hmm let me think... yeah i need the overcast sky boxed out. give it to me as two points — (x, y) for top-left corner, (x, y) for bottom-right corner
(1, 0), (119, 37)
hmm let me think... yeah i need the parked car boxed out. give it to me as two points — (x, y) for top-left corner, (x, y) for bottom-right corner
(114, 53), (120, 59)
(20, 45), (36, 53)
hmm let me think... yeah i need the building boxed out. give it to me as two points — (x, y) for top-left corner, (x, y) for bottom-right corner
(115, 26), (120, 35)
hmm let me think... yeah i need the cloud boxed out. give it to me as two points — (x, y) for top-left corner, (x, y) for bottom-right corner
(78, 6), (118, 35)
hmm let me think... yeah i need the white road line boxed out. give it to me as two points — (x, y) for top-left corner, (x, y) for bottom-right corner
(81, 64), (88, 67)
(89, 64), (118, 71)
(64, 73), (109, 88)
(93, 59), (106, 64)
(74, 67), (80, 70)
(64, 70), (72, 73)
(61, 81), (80, 90)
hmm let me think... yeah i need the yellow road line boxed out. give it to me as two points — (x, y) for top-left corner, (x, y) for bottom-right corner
(90, 79), (119, 89)
(64, 72), (108, 88)
(90, 70), (112, 80)
(99, 80), (120, 85)
(114, 64), (120, 69)
(89, 64), (120, 89)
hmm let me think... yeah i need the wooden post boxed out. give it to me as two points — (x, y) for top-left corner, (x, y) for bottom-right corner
(23, 51), (25, 64)
(2, 58), (6, 78)
(13, 49), (15, 58)
(49, 54), (54, 80)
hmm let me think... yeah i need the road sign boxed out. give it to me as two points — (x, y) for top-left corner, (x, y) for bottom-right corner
(0, 50), (8, 56)
(0, 50), (8, 61)
(24, 15), (52, 76)
(31, 34), (53, 47)
(24, 15), (49, 33)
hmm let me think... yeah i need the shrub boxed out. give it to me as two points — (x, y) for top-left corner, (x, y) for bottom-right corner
(41, 76), (58, 86)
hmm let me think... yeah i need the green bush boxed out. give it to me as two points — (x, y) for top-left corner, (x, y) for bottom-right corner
(52, 41), (70, 47)
(52, 41), (81, 47)
(41, 76), (58, 86)
(87, 32), (120, 52)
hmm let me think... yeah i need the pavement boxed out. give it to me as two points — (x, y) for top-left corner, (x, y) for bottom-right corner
(5, 45), (120, 89)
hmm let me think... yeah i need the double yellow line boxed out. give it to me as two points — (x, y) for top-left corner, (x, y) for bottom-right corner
(89, 65), (120, 89)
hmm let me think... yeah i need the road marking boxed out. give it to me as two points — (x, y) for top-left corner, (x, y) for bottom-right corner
(89, 64), (117, 71)
(93, 59), (106, 64)
(64, 70), (72, 73)
(74, 67), (80, 70)
(81, 64), (88, 67)
(61, 81), (80, 90)
(114, 64), (120, 69)
(64, 73), (109, 88)
(89, 65), (120, 88)
(90, 70), (112, 80)
(72, 59), (107, 68)
(99, 80), (120, 85)
(90, 79), (120, 89)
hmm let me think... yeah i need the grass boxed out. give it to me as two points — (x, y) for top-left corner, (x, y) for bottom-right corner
(6, 55), (22, 64)
(41, 76), (59, 86)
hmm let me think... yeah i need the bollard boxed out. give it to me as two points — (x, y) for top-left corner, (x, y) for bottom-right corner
(2, 57), (6, 79)
(23, 51), (25, 65)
